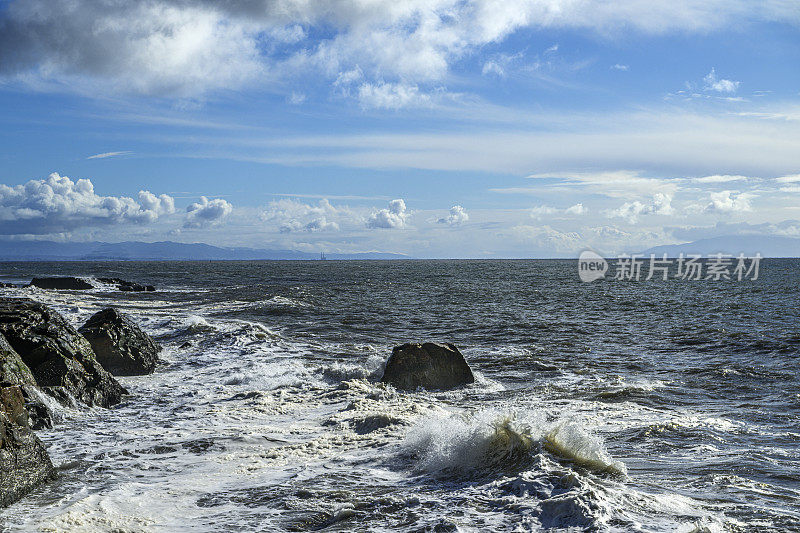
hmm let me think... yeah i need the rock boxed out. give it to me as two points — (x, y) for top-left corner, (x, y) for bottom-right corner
(29, 277), (94, 290)
(0, 282), (17, 288)
(380, 342), (475, 390)
(0, 298), (127, 407)
(1, 334), (55, 429)
(79, 308), (160, 376)
(0, 386), (29, 429)
(22, 398), (52, 430)
(28, 277), (155, 292)
(0, 333), (37, 387)
(0, 385), (55, 508)
(96, 278), (155, 292)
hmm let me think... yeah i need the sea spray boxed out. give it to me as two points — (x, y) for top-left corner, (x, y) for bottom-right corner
(544, 423), (628, 476)
(402, 411), (540, 475)
(403, 411), (626, 477)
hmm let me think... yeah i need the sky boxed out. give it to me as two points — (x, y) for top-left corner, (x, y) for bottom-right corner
(0, 0), (798, 258)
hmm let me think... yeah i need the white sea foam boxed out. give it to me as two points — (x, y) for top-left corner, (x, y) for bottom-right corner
(544, 422), (627, 475)
(402, 410), (625, 477)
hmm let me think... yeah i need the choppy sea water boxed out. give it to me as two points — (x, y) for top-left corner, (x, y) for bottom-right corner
(0, 259), (798, 532)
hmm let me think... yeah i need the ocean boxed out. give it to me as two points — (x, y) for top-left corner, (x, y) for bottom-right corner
(1, 259), (798, 532)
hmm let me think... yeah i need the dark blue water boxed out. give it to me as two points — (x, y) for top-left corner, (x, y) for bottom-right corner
(1, 260), (798, 531)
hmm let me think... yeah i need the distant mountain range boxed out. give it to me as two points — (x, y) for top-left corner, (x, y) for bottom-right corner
(641, 235), (800, 258)
(2, 234), (798, 261)
(0, 240), (408, 261)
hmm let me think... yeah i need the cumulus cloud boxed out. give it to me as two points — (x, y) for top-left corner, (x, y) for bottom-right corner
(530, 203), (588, 219)
(704, 191), (754, 213)
(607, 193), (674, 223)
(0, 172), (175, 235)
(367, 199), (409, 229)
(703, 68), (740, 93)
(184, 196), (232, 228)
(437, 205), (469, 226)
(260, 198), (357, 233)
(0, 0), (793, 101)
(565, 203), (587, 215)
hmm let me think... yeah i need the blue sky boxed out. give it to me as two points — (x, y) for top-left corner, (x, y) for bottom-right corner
(0, 0), (799, 257)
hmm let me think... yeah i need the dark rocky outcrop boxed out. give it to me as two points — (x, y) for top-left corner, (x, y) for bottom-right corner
(1, 333), (54, 429)
(380, 342), (475, 390)
(96, 278), (155, 292)
(0, 333), (37, 388)
(0, 299), (127, 407)
(29, 277), (94, 290)
(28, 276), (155, 292)
(79, 308), (160, 376)
(21, 396), (52, 430)
(0, 282), (18, 288)
(0, 385), (55, 507)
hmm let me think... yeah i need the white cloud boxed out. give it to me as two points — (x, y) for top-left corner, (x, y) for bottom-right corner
(288, 92), (306, 105)
(704, 191), (754, 213)
(691, 174), (750, 183)
(0, 0), (794, 101)
(565, 203), (587, 215)
(357, 82), (431, 109)
(184, 196), (232, 228)
(260, 198), (357, 233)
(509, 224), (583, 253)
(703, 68), (740, 93)
(611, 64), (629, 71)
(86, 151), (132, 160)
(0, 172), (175, 234)
(607, 193), (674, 223)
(481, 52), (524, 78)
(530, 205), (558, 219)
(481, 60), (506, 77)
(367, 199), (409, 229)
(437, 205), (469, 226)
(138, 191), (176, 217)
(530, 203), (588, 219)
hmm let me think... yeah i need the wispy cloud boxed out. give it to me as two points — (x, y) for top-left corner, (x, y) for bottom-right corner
(86, 151), (132, 160)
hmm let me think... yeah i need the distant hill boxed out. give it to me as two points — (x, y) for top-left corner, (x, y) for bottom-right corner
(642, 235), (800, 258)
(0, 240), (408, 261)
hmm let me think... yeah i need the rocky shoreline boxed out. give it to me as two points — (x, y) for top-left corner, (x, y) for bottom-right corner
(0, 277), (163, 508)
(0, 277), (475, 510)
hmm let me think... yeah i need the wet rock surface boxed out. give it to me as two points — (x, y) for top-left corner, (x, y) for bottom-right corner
(79, 308), (161, 376)
(380, 342), (475, 390)
(28, 277), (93, 290)
(0, 385), (55, 508)
(0, 298), (127, 407)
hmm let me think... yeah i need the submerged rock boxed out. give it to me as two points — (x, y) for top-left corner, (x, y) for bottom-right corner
(29, 277), (94, 290)
(0, 298), (127, 407)
(380, 342), (475, 390)
(28, 276), (155, 292)
(0, 385), (55, 508)
(96, 278), (155, 292)
(79, 308), (161, 376)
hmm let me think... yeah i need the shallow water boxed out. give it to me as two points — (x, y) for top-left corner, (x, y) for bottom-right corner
(1, 260), (798, 531)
